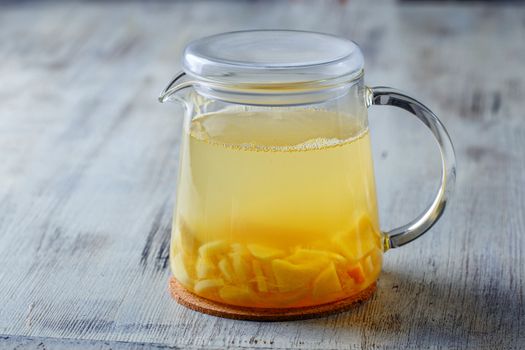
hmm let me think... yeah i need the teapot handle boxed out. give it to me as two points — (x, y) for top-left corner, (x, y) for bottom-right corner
(367, 86), (456, 249)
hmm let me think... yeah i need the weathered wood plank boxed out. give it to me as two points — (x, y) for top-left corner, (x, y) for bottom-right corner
(0, 0), (524, 349)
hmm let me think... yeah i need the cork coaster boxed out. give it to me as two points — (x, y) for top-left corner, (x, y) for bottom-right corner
(169, 277), (376, 321)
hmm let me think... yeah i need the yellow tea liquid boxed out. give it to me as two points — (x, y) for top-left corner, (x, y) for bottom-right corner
(171, 109), (383, 308)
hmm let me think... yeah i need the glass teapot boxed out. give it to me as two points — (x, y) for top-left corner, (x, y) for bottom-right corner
(159, 30), (456, 310)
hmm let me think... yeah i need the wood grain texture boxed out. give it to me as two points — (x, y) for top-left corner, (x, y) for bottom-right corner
(0, 0), (524, 349)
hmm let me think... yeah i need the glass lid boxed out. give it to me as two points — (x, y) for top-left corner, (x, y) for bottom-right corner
(182, 30), (364, 87)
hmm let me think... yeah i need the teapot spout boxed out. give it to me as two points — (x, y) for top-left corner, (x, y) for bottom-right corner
(158, 72), (194, 103)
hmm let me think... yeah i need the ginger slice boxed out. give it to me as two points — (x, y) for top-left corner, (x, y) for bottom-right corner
(287, 248), (346, 265)
(171, 253), (193, 288)
(219, 285), (255, 305)
(260, 261), (278, 292)
(196, 257), (217, 279)
(231, 243), (249, 256)
(230, 252), (252, 283)
(252, 260), (268, 292)
(194, 278), (225, 294)
(313, 263), (343, 300)
(173, 220), (200, 255)
(198, 240), (229, 260)
(272, 259), (320, 293)
(218, 257), (235, 283)
(363, 254), (374, 275)
(332, 214), (379, 260)
(347, 263), (366, 284)
(247, 244), (285, 260)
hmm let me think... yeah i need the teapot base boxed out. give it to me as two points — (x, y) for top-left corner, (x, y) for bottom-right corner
(169, 277), (377, 321)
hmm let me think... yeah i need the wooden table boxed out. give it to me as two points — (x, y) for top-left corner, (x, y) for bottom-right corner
(1, 1), (523, 349)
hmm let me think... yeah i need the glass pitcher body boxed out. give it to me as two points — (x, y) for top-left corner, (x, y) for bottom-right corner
(171, 77), (383, 307)
(160, 30), (456, 310)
